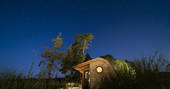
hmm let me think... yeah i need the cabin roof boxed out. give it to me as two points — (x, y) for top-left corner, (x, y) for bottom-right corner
(73, 58), (109, 73)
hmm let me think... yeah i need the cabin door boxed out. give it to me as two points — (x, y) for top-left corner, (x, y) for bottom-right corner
(84, 70), (90, 89)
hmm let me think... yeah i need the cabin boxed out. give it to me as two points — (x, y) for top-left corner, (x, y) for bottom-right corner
(73, 58), (116, 89)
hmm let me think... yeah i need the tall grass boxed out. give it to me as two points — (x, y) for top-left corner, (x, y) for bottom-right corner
(133, 52), (170, 89)
(103, 52), (170, 89)
(0, 68), (79, 89)
(0, 53), (80, 89)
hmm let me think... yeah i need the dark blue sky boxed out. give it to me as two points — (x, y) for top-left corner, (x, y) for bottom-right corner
(1, 0), (170, 76)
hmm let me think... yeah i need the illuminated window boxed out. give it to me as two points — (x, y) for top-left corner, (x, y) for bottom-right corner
(96, 66), (103, 73)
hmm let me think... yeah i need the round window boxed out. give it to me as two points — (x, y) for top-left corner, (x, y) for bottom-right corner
(96, 66), (103, 73)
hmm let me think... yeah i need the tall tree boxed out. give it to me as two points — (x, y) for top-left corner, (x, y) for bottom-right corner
(38, 33), (64, 79)
(38, 33), (94, 79)
(60, 33), (94, 75)
(75, 33), (94, 56)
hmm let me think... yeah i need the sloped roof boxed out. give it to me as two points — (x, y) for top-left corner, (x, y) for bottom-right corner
(73, 58), (110, 73)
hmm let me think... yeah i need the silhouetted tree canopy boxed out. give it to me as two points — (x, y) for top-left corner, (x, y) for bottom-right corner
(38, 33), (94, 78)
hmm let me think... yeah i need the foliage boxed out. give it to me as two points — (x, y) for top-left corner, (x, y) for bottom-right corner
(134, 51), (169, 73)
(38, 33), (65, 79)
(133, 52), (170, 89)
(0, 68), (80, 89)
(74, 33), (94, 54)
(101, 54), (115, 62)
(28, 52), (37, 78)
(101, 52), (170, 89)
(101, 55), (136, 79)
(59, 33), (94, 75)
(113, 59), (136, 79)
(38, 33), (94, 80)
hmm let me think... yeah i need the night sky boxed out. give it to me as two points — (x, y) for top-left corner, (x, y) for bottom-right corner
(1, 0), (170, 77)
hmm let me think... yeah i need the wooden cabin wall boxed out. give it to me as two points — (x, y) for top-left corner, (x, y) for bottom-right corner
(89, 60), (116, 89)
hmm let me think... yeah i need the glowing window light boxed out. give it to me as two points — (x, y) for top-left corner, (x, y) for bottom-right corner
(96, 66), (103, 73)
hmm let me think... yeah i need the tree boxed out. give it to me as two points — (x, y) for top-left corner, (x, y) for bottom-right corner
(60, 33), (94, 76)
(101, 54), (136, 79)
(38, 33), (64, 79)
(113, 59), (136, 79)
(38, 33), (94, 79)
(84, 53), (92, 62)
(75, 33), (94, 56)
(101, 54), (115, 62)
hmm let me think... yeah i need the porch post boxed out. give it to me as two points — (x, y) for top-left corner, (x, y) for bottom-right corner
(82, 72), (84, 89)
